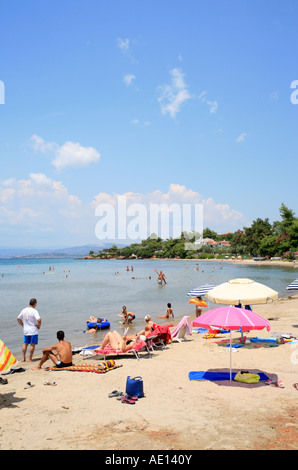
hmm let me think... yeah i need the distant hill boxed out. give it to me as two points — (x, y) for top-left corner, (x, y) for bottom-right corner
(0, 244), (125, 259)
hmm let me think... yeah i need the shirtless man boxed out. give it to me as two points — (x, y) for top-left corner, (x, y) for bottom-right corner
(33, 330), (72, 369)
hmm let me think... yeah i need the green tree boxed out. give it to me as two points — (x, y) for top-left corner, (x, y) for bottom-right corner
(244, 218), (272, 255)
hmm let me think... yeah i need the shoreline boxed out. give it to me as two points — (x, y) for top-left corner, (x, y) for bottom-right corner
(1, 294), (298, 450)
(82, 255), (298, 268)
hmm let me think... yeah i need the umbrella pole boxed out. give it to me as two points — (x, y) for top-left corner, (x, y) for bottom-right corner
(230, 330), (232, 381)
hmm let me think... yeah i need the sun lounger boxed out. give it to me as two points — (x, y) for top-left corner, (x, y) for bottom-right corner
(93, 338), (153, 360)
(171, 316), (192, 343)
(146, 325), (172, 349)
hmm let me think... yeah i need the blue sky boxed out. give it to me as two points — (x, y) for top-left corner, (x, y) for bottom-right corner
(0, 0), (298, 247)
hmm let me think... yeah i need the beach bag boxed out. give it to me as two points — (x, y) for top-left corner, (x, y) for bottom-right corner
(234, 371), (260, 384)
(126, 376), (144, 397)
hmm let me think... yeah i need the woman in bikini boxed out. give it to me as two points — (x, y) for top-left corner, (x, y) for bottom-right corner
(99, 330), (140, 352)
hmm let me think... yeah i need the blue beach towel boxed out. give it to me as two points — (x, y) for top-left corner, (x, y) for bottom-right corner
(250, 337), (277, 344)
(188, 371), (269, 381)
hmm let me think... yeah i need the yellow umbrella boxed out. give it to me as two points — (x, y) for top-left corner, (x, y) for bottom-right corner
(206, 278), (278, 305)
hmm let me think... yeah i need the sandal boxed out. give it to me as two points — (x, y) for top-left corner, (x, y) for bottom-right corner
(293, 383), (298, 390)
(126, 394), (138, 401)
(44, 380), (57, 386)
(121, 395), (135, 405)
(116, 392), (126, 400)
(0, 377), (8, 385)
(265, 379), (285, 388)
(24, 382), (35, 389)
(108, 390), (122, 398)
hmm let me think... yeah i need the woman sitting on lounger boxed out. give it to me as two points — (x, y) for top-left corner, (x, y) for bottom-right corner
(100, 330), (143, 352)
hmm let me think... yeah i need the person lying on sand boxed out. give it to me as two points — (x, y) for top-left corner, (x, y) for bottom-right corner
(33, 330), (73, 369)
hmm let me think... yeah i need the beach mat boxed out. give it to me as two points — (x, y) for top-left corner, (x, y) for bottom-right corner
(46, 361), (122, 374)
(188, 371), (269, 381)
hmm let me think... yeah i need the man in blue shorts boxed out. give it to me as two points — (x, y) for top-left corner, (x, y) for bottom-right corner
(17, 298), (41, 362)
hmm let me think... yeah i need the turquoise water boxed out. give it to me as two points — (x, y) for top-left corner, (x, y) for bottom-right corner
(0, 258), (296, 358)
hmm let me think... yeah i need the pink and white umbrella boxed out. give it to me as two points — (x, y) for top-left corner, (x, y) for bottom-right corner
(193, 306), (270, 380)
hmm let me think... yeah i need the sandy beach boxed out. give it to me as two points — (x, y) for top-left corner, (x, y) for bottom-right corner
(1, 294), (297, 451)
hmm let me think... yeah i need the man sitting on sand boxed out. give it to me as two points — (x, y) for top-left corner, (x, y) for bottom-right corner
(33, 330), (73, 369)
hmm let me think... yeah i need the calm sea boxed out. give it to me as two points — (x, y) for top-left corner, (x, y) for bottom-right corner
(0, 257), (296, 358)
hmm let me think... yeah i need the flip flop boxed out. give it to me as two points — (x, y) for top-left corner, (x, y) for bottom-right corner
(121, 395), (135, 405)
(108, 390), (122, 398)
(24, 382), (35, 389)
(44, 380), (57, 386)
(0, 377), (8, 385)
(265, 379), (285, 388)
(293, 383), (298, 390)
(126, 394), (138, 401)
(116, 392), (126, 400)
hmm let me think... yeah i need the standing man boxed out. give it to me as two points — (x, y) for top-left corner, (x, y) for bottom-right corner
(17, 298), (41, 362)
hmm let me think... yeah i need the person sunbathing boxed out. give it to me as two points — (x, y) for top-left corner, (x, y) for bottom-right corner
(87, 316), (107, 324)
(100, 330), (143, 352)
(138, 315), (158, 337)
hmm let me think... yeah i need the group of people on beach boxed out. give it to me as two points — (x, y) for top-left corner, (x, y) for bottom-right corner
(17, 298), (73, 369)
(16, 296), (177, 369)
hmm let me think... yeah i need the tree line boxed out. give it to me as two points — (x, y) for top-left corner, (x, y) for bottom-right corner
(90, 203), (298, 260)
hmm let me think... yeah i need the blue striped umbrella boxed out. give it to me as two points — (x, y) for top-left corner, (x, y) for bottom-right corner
(286, 279), (298, 290)
(187, 284), (217, 297)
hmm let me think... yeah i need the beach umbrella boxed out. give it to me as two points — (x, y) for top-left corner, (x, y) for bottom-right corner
(187, 284), (216, 297)
(193, 306), (271, 380)
(206, 278), (278, 305)
(286, 279), (298, 290)
(0, 339), (18, 373)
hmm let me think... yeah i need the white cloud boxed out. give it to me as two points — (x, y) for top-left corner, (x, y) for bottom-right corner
(117, 37), (130, 53)
(123, 73), (136, 86)
(199, 92), (218, 114)
(29, 135), (100, 170)
(236, 132), (247, 143)
(91, 183), (248, 242)
(116, 37), (136, 63)
(130, 118), (151, 127)
(52, 141), (100, 170)
(157, 68), (191, 119)
(30, 134), (56, 153)
(0, 176), (248, 246)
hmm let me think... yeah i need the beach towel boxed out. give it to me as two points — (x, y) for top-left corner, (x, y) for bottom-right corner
(149, 325), (172, 344)
(46, 361), (122, 373)
(188, 371), (269, 381)
(171, 316), (192, 339)
(0, 339), (18, 373)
